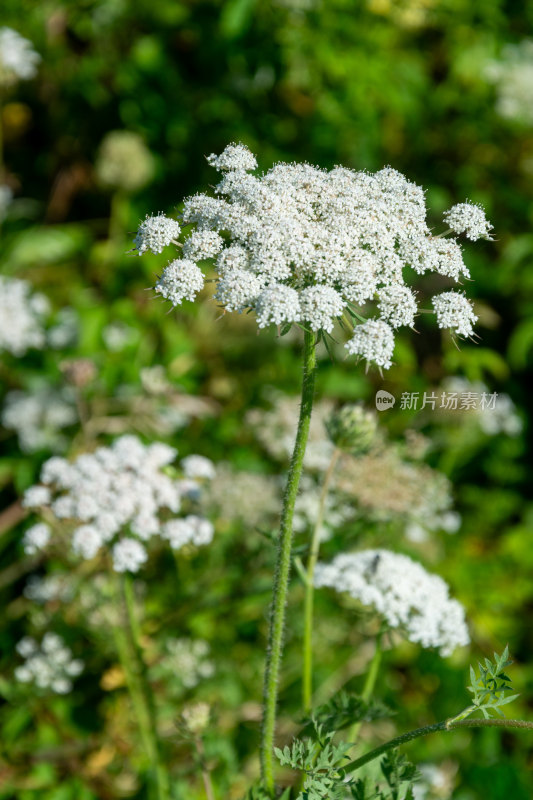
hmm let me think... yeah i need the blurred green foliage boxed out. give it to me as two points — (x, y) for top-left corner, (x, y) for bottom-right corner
(1, 0), (532, 797)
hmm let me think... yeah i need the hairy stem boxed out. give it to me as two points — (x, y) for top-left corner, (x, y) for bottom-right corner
(119, 573), (171, 800)
(344, 716), (533, 774)
(261, 328), (318, 795)
(302, 447), (340, 713)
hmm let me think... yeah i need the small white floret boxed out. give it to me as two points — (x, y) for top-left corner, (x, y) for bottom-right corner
(155, 259), (205, 306)
(444, 202), (493, 241)
(112, 538), (148, 573)
(134, 214), (181, 255)
(23, 523), (51, 555)
(345, 319), (395, 369)
(433, 291), (477, 338)
(207, 143), (258, 172)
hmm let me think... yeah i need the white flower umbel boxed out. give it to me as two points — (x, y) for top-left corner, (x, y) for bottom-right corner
(14, 633), (83, 694)
(314, 549), (469, 656)
(164, 638), (215, 688)
(433, 291), (478, 338)
(23, 436), (215, 573)
(207, 143), (258, 172)
(112, 538), (149, 573)
(0, 277), (49, 356)
(377, 285), (417, 328)
(134, 213), (181, 255)
(444, 202), (493, 241)
(345, 319), (395, 369)
(155, 259), (204, 304)
(161, 515), (214, 550)
(2, 387), (78, 453)
(22, 523), (51, 555)
(181, 455), (216, 480)
(155, 258), (204, 305)
(0, 27), (40, 86)
(24, 574), (74, 604)
(136, 144), (491, 368)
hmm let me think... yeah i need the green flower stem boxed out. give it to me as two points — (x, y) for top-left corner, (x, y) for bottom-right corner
(261, 328), (318, 795)
(344, 717), (533, 775)
(302, 447), (340, 713)
(348, 630), (384, 744)
(194, 735), (216, 800)
(109, 190), (129, 244)
(118, 573), (171, 800)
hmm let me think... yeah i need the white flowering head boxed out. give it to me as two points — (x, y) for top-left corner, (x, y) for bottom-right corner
(181, 455), (216, 480)
(155, 259), (204, 305)
(23, 436), (215, 573)
(22, 523), (51, 555)
(134, 213), (181, 255)
(112, 538), (149, 573)
(15, 633), (83, 694)
(206, 142), (258, 172)
(136, 145), (490, 368)
(0, 277), (49, 356)
(2, 387), (78, 453)
(345, 319), (395, 369)
(443, 203), (493, 241)
(162, 638), (215, 688)
(433, 291), (478, 338)
(315, 549), (469, 656)
(0, 28), (40, 86)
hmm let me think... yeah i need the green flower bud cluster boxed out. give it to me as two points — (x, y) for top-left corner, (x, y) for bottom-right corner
(325, 403), (378, 455)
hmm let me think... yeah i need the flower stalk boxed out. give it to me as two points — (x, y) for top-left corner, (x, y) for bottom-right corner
(261, 328), (318, 795)
(349, 629), (384, 745)
(114, 572), (170, 800)
(302, 447), (340, 713)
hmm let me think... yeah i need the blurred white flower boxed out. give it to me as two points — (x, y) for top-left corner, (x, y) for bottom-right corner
(0, 277), (49, 356)
(23, 435), (216, 573)
(14, 633), (83, 694)
(2, 387), (78, 453)
(315, 549), (469, 656)
(485, 40), (533, 125)
(0, 27), (40, 86)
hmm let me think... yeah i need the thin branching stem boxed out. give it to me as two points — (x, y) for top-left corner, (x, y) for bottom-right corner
(344, 716), (533, 774)
(261, 329), (318, 795)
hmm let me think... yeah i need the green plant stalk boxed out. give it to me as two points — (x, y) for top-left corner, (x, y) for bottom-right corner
(344, 716), (533, 774)
(194, 735), (216, 800)
(109, 189), (129, 244)
(302, 447), (340, 713)
(348, 630), (384, 744)
(110, 612), (154, 762)
(261, 328), (318, 795)
(119, 573), (171, 800)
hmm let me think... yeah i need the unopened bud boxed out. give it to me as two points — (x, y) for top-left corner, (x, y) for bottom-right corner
(325, 403), (378, 455)
(95, 131), (154, 193)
